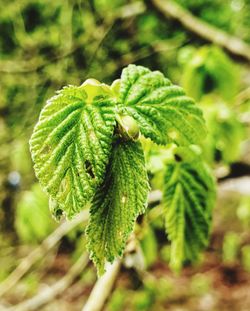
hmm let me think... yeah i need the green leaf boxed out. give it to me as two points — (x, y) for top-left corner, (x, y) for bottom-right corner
(181, 46), (239, 102)
(15, 184), (55, 243)
(30, 85), (116, 218)
(202, 100), (245, 164)
(163, 154), (216, 272)
(86, 140), (149, 275)
(118, 64), (206, 145)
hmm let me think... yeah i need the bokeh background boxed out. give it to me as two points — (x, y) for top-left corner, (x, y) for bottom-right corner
(0, 0), (250, 310)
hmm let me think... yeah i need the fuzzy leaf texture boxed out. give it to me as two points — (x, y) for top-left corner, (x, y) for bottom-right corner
(118, 64), (206, 145)
(163, 156), (216, 272)
(30, 85), (116, 219)
(86, 140), (149, 275)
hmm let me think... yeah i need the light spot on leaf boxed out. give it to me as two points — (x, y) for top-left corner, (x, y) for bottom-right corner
(121, 196), (127, 204)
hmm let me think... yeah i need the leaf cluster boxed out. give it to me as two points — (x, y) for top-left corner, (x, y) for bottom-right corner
(30, 64), (213, 274)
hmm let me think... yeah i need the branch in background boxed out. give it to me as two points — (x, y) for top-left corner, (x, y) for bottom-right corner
(7, 253), (88, 311)
(80, 177), (250, 311)
(0, 210), (89, 297)
(148, 189), (162, 204)
(81, 259), (121, 311)
(151, 0), (250, 61)
(81, 231), (148, 311)
(0, 178), (248, 311)
(218, 162), (250, 181)
(1, 175), (248, 299)
(219, 176), (250, 196)
(235, 87), (250, 106)
(1, 178), (248, 309)
(115, 1), (145, 19)
(0, 190), (161, 298)
(81, 192), (162, 311)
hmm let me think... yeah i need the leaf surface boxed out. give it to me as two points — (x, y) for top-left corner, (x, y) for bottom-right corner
(118, 64), (206, 145)
(163, 157), (216, 271)
(30, 85), (116, 218)
(86, 140), (149, 275)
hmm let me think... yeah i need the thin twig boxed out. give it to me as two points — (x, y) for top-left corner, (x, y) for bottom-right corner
(0, 210), (89, 297)
(7, 253), (89, 311)
(81, 260), (121, 311)
(235, 87), (250, 106)
(152, 0), (250, 61)
(0, 190), (161, 298)
(1, 177), (248, 310)
(148, 189), (162, 204)
(218, 176), (250, 196)
(80, 177), (250, 311)
(81, 232), (144, 311)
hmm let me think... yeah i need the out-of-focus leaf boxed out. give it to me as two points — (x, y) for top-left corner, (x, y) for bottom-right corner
(163, 149), (216, 272)
(15, 184), (55, 243)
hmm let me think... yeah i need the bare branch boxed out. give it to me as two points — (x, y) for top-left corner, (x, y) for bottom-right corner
(7, 253), (88, 311)
(81, 232), (146, 311)
(235, 87), (250, 106)
(152, 0), (250, 61)
(81, 260), (121, 311)
(0, 210), (89, 297)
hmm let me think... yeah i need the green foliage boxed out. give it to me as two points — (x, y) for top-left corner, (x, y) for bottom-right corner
(242, 245), (250, 272)
(140, 226), (158, 268)
(119, 65), (206, 145)
(163, 149), (216, 272)
(237, 196), (250, 228)
(202, 99), (244, 164)
(86, 140), (149, 275)
(179, 45), (246, 165)
(180, 46), (239, 102)
(190, 274), (212, 296)
(30, 64), (205, 220)
(30, 84), (116, 219)
(108, 276), (174, 311)
(15, 184), (55, 243)
(222, 231), (241, 264)
(176, 0), (250, 43)
(1, 0), (249, 304)
(30, 64), (208, 273)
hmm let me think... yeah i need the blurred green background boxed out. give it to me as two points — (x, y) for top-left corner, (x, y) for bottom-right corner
(0, 0), (250, 310)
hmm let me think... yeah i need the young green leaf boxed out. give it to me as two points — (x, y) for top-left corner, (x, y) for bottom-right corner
(86, 140), (149, 275)
(118, 64), (206, 145)
(181, 46), (239, 102)
(202, 100), (244, 164)
(163, 155), (216, 272)
(29, 64), (209, 274)
(30, 85), (116, 218)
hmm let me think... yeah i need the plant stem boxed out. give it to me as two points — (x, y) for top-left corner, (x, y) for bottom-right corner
(81, 259), (121, 311)
(0, 210), (89, 297)
(7, 253), (88, 311)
